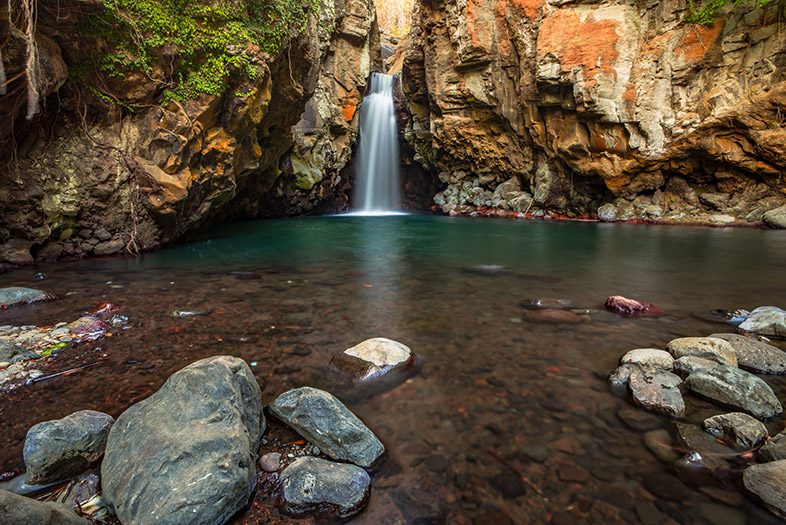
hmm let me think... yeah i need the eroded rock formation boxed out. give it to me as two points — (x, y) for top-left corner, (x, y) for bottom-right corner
(0, 0), (379, 269)
(402, 0), (786, 223)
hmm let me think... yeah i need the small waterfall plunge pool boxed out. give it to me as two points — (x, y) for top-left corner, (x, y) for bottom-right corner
(1, 215), (785, 523)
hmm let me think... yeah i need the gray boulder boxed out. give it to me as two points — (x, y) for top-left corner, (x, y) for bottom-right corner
(278, 457), (371, 518)
(23, 410), (114, 485)
(761, 431), (786, 462)
(686, 366), (782, 420)
(710, 333), (786, 374)
(628, 367), (685, 417)
(597, 203), (618, 222)
(269, 387), (384, 467)
(608, 364), (637, 390)
(739, 307), (786, 338)
(743, 460), (786, 519)
(763, 205), (786, 229)
(0, 489), (89, 524)
(0, 287), (54, 308)
(102, 356), (264, 525)
(702, 412), (768, 450)
(673, 356), (721, 378)
(666, 337), (737, 367)
(620, 348), (674, 371)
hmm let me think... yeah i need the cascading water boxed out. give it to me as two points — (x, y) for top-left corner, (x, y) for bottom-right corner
(352, 73), (402, 215)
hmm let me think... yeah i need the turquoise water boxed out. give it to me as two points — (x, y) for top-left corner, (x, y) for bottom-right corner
(1, 216), (785, 523)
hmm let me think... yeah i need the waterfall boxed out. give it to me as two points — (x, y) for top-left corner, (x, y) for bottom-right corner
(352, 73), (402, 215)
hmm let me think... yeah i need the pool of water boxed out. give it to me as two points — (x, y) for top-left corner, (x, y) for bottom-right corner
(1, 215), (785, 524)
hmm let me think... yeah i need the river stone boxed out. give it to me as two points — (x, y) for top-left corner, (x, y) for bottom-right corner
(608, 364), (637, 390)
(673, 356), (721, 377)
(621, 349), (674, 371)
(330, 337), (414, 383)
(278, 457), (371, 518)
(743, 460), (786, 519)
(666, 337), (737, 367)
(0, 287), (54, 308)
(0, 340), (24, 361)
(685, 365), (782, 420)
(760, 431), (786, 462)
(598, 203), (617, 222)
(628, 368), (685, 417)
(23, 410), (114, 485)
(269, 387), (384, 468)
(738, 306), (786, 338)
(709, 333), (786, 374)
(0, 489), (89, 524)
(702, 413), (769, 450)
(763, 205), (786, 229)
(101, 356), (264, 525)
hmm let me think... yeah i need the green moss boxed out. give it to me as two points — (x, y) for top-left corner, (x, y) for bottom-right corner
(687, 0), (781, 25)
(81, 0), (323, 104)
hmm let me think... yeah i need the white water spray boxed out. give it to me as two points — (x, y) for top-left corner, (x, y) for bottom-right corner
(352, 73), (402, 214)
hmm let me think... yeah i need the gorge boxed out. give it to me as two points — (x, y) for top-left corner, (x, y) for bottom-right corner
(2, 1), (786, 524)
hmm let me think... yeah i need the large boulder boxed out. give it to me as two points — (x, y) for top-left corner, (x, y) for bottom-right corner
(685, 366), (782, 420)
(0, 489), (89, 524)
(269, 387), (384, 467)
(278, 457), (371, 518)
(710, 333), (786, 374)
(0, 287), (54, 308)
(628, 367), (685, 417)
(620, 349), (674, 371)
(101, 356), (264, 525)
(673, 356), (721, 378)
(666, 337), (737, 367)
(739, 307), (786, 338)
(23, 410), (114, 485)
(702, 412), (768, 451)
(743, 460), (786, 519)
(329, 337), (415, 384)
(763, 205), (786, 229)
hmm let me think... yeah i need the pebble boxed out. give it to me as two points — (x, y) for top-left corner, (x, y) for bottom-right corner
(259, 452), (281, 472)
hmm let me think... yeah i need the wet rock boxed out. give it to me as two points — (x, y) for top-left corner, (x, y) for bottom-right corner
(278, 457), (370, 518)
(0, 340), (24, 361)
(102, 356), (264, 525)
(608, 364), (637, 390)
(628, 367), (685, 417)
(703, 413), (768, 451)
(685, 366), (782, 420)
(743, 460), (786, 519)
(23, 411), (114, 485)
(760, 430), (786, 462)
(710, 333), (786, 374)
(0, 489), (89, 524)
(763, 205), (786, 229)
(67, 317), (109, 342)
(617, 406), (663, 431)
(90, 302), (122, 316)
(489, 466), (526, 499)
(520, 298), (575, 310)
(673, 356), (721, 377)
(643, 472), (690, 501)
(269, 387), (384, 468)
(56, 473), (110, 521)
(521, 308), (588, 324)
(0, 287), (54, 308)
(604, 295), (658, 316)
(557, 463), (589, 483)
(330, 337), (414, 383)
(675, 422), (737, 456)
(738, 306), (786, 338)
(33, 272), (47, 281)
(259, 452), (282, 473)
(666, 337), (737, 367)
(597, 203), (617, 222)
(674, 451), (734, 486)
(643, 429), (679, 463)
(620, 349), (674, 371)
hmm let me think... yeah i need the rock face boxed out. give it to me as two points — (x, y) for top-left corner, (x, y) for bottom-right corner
(702, 412), (768, 451)
(269, 387), (384, 467)
(101, 356), (264, 525)
(0, 489), (89, 525)
(685, 366), (782, 420)
(666, 337), (737, 367)
(0, 287), (54, 308)
(402, 0), (786, 220)
(743, 461), (786, 519)
(0, 0), (380, 269)
(710, 333), (786, 374)
(739, 307), (786, 338)
(23, 410), (114, 485)
(278, 457), (371, 518)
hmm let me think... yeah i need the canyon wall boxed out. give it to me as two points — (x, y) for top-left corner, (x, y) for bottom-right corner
(0, 0), (379, 270)
(402, 0), (786, 223)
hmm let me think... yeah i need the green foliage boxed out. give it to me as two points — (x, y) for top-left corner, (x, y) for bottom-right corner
(687, 0), (781, 25)
(85, 0), (323, 104)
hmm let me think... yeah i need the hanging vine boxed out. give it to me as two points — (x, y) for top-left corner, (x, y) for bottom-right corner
(4, 0), (42, 119)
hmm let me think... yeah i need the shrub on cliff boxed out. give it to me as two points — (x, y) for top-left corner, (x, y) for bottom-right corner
(688, 0), (782, 24)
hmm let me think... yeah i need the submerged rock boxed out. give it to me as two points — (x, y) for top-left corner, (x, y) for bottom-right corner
(0, 489), (89, 524)
(23, 411), (114, 485)
(628, 367), (685, 417)
(666, 337), (737, 367)
(0, 287), (54, 308)
(278, 457), (371, 518)
(67, 317), (109, 342)
(743, 460), (786, 519)
(269, 387), (384, 468)
(702, 413), (768, 451)
(620, 349), (674, 371)
(520, 298), (575, 310)
(710, 333), (786, 374)
(462, 264), (510, 276)
(102, 356), (264, 525)
(739, 307), (786, 338)
(686, 366), (782, 420)
(330, 337), (414, 383)
(521, 308), (588, 324)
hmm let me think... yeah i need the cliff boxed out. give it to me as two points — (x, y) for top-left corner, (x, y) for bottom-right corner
(0, 0), (379, 270)
(402, 0), (786, 223)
